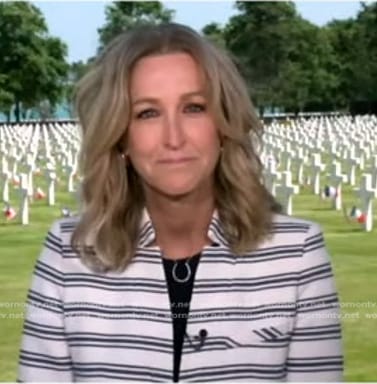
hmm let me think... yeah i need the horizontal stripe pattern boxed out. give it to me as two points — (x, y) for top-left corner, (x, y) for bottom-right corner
(181, 363), (287, 381)
(18, 213), (343, 381)
(73, 362), (171, 381)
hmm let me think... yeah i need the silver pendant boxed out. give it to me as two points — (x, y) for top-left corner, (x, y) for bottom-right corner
(172, 261), (192, 283)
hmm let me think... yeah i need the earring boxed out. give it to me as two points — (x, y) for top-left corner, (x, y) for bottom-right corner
(122, 153), (130, 167)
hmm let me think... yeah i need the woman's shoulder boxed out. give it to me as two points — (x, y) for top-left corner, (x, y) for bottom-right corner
(47, 215), (80, 241)
(268, 213), (325, 243)
(272, 213), (322, 230)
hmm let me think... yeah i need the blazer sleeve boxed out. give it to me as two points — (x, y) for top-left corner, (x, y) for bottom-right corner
(286, 222), (344, 382)
(18, 220), (74, 382)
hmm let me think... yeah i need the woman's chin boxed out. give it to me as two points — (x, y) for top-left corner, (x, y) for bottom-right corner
(158, 185), (196, 199)
(143, 174), (214, 201)
(147, 180), (200, 199)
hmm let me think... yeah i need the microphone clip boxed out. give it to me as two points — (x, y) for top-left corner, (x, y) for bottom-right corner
(186, 329), (208, 351)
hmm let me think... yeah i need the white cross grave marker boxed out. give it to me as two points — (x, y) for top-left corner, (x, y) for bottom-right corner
(275, 171), (299, 216)
(328, 161), (347, 211)
(47, 170), (56, 206)
(346, 156), (358, 187)
(295, 147), (306, 185)
(2, 170), (10, 203)
(368, 155), (377, 191)
(264, 155), (280, 196)
(310, 153), (326, 195)
(26, 156), (35, 200)
(19, 173), (29, 225)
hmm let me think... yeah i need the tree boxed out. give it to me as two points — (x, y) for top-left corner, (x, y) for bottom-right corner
(324, 19), (357, 110)
(288, 20), (339, 112)
(202, 22), (227, 49)
(349, 2), (377, 112)
(0, 2), (69, 121)
(220, 2), (345, 114)
(98, 1), (174, 51)
(0, 74), (14, 121)
(324, 3), (377, 113)
(269, 16), (316, 113)
(224, 1), (300, 113)
(64, 60), (92, 116)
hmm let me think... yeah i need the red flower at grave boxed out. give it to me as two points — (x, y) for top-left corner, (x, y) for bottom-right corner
(35, 187), (46, 200)
(3, 205), (16, 220)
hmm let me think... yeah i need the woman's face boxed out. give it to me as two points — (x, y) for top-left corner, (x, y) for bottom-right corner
(126, 52), (221, 200)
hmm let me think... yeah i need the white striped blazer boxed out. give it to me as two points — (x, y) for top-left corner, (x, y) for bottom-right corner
(18, 210), (343, 382)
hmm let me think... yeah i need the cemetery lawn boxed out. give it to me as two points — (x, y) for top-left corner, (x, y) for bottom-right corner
(0, 179), (376, 381)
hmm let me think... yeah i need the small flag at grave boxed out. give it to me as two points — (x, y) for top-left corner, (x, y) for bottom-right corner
(3, 204), (16, 220)
(322, 185), (337, 199)
(344, 204), (367, 225)
(35, 187), (46, 199)
(349, 206), (366, 224)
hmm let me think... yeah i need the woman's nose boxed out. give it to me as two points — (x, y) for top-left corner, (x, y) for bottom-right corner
(163, 113), (186, 149)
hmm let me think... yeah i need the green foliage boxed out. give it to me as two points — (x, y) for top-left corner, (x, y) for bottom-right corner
(0, 2), (69, 121)
(351, 3), (377, 103)
(224, 2), (301, 110)
(325, 19), (356, 109)
(98, 1), (174, 51)
(202, 22), (227, 49)
(64, 60), (92, 116)
(321, 2), (377, 112)
(0, 74), (14, 117)
(200, 1), (377, 113)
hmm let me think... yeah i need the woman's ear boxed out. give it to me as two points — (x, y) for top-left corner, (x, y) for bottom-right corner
(219, 135), (226, 149)
(118, 133), (129, 154)
(116, 143), (124, 154)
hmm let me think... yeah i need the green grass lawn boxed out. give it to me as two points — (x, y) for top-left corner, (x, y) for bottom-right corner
(0, 166), (376, 381)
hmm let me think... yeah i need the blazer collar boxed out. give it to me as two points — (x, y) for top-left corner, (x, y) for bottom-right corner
(137, 207), (229, 248)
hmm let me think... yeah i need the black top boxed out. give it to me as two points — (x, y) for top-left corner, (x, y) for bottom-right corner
(162, 252), (201, 382)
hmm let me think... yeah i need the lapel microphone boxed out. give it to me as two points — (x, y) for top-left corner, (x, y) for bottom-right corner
(186, 329), (208, 351)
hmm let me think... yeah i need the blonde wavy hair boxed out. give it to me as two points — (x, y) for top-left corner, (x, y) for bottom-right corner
(73, 23), (280, 272)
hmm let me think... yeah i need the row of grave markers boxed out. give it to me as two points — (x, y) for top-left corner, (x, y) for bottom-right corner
(1, 122), (80, 224)
(1, 115), (376, 231)
(261, 115), (377, 231)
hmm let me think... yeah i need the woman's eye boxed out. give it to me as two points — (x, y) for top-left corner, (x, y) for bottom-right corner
(184, 103), (206, 113)
(136, 109), (159, 119)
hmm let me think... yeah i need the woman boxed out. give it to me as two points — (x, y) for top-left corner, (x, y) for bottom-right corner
(18, 23), (343, 382)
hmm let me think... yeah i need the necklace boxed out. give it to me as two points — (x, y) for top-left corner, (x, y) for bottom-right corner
(167, 252), (201, 284)
(172, 259), (192, 283)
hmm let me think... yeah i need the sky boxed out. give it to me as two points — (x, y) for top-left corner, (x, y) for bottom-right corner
(33, 1), (363, 63)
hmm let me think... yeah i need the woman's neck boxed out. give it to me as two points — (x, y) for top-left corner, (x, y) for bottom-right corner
(145, 192), (215, 260)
